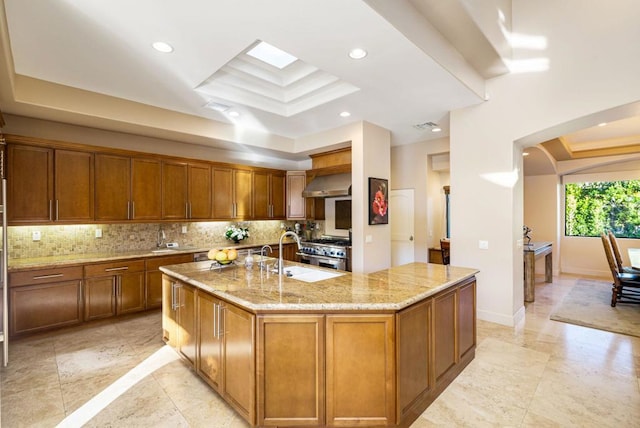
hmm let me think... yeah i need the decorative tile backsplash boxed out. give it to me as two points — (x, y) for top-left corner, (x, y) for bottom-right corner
(8, 220), (325, 259)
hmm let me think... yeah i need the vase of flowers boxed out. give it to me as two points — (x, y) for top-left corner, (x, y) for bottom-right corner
(225, 225), (250, 243)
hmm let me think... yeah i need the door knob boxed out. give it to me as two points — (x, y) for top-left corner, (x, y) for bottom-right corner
(409, 235), (414, 241)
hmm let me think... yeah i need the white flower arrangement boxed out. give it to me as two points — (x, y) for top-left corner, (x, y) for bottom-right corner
(225, 225), (250, 243)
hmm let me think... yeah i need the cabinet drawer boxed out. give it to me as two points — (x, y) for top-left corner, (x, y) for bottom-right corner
(84, 259), (145, 277)
(10, 265), (83, 287)
(146, 254), (193, 271)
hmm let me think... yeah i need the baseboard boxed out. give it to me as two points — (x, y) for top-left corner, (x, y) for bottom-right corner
(477, 306), (524, 327)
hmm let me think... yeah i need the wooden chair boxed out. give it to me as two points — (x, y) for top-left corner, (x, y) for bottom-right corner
(440, 239), (450, 265)
(607, 231), (637, 274)
(600, 233), (640, 307)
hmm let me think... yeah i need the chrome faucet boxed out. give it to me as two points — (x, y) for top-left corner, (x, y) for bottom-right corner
(156, 226), (166, 248)
(260, 244), (273, 271)
(278, 231), (302, 275)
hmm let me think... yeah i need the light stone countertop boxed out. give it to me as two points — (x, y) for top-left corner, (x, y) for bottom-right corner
(160, 261), (479, 312)
(8, 239), (296, 271)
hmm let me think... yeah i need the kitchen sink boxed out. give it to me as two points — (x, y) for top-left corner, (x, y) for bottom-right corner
(282, 266), (344, 283)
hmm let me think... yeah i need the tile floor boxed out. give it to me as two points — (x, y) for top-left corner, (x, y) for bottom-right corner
(1, 274), (639, 427)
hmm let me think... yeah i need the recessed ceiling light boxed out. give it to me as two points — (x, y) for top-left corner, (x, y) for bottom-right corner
(152, 41), (174, 53)
(247, 41), (297, 69)
(228, 111), (240, 117)
(340, 111), (351, 117)
(348, 48), (367, 59)
(431, 127), (442, 133)
(597, 122), (607, 127)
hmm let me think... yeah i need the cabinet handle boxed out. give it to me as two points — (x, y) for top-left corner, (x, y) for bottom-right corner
(189, 202), (192, 218)
(33, 273), (64, 280)
(216, 303), (225, 338)
(131, 201), (135, 219)
(104, 266), (128, 272)
(171, 282), (178, 310)
(127, 201), (131, 220)
(185, 202), (189, 219)
(213, 303), (217, 339)
(56, 200), (59, 220)
(49, 200), (53, 221)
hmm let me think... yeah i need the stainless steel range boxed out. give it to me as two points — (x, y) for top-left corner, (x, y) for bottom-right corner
(298, 236), (351, 271)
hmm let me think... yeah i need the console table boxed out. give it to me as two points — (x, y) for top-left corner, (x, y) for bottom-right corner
(523, 241), (552, 302)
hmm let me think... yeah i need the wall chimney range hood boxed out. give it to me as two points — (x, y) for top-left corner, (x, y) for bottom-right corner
(302, 173), (352, 198)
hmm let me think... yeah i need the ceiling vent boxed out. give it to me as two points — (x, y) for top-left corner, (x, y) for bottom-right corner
(413, 121), (438, 130)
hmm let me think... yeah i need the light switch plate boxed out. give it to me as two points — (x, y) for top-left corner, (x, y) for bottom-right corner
(32, 231), (41, 241)
(365, 235), (373, 243)
(479, 240), (489, 250)
(181, 226), (188, 234)
(95, 228), (102, 238)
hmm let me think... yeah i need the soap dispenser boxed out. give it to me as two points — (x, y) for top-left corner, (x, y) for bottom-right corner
(245, 249), (254, 269)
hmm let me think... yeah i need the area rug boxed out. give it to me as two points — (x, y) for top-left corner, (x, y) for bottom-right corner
(550, 279), (640, 338)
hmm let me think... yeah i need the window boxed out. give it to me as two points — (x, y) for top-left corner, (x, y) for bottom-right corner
(565, 180), (640, 238)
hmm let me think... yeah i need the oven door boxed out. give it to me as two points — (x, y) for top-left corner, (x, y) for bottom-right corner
(298, 253), (346, 271)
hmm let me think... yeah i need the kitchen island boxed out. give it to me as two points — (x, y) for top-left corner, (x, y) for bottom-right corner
(161, 261), (478, 428)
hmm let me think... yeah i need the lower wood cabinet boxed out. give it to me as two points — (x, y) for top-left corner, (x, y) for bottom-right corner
(162, 273), (476, 428)
(8, 266), (83, 336)
(84, 259), (145, 320)
(198, 292), (255, 423)
(257, 315), (325, 426)
(325, 314), (395, 427)
(145, 254), (193, 309)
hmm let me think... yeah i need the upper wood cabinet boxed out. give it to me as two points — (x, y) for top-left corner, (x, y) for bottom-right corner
(254, 171), (285, 220)
(131, 157), (162, 220)
(162, 161), (211, 220)
(211, 167), (252, 220)
(162, 161), (188, 220)
(8, 145), (94, 224)
(286, 171), (306, 220)
(188, 163), (212, 219)
(8, 144), (53, 223)
(95, 154), (131, 221)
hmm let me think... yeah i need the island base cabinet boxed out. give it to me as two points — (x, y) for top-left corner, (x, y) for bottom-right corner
(258, 315), (325, 427)
(326, 314), (395, 427)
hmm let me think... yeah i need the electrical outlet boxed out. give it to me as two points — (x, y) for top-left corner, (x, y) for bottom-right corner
(365, 235), (373, 243)
(95, 228), (102, 238)
(32, 230), (41, 241)
(181, 225), (188, 234)
(479, 240), (489, 250)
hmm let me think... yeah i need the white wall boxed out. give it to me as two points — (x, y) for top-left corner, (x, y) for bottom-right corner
(523, 174), (560, 275)
(451, 0), (640, 326)
(390, 137), (449, 262)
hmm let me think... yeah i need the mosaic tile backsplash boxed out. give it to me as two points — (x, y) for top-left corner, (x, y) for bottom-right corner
(8, 220), (325, 259)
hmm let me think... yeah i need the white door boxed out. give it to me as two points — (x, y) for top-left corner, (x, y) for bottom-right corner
(390, 189), (414, 266)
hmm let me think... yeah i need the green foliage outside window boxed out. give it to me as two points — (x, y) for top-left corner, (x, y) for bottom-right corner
(565, 180), (640, 238)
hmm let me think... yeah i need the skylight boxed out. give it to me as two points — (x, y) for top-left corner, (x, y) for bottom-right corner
(246, 41), (297, 69)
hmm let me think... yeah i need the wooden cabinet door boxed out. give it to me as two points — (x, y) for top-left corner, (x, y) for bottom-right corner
(9, 280), (82, 337)
(188, 163), (211, 219)
(433, 288), (457, 383)
(162, 275), (178, 346)
(234, 169), (253, 219)
(197, 292), (224, 392)
(253, 171), (270, 219)
(95, 154), (131, 221)
(212, 167), (233, 219)
(286, 172), (306, 220)
(147, 254), (193, 309)
(8, 144), (53, 223)
(397, 299), (432, 420)
(325, 314), (395, 427)
(118, 271), (145, 315)
(258, 315), (324, 427)
(271, 172), (286, 219)
(84, 276), (117, 321)
(458, 280), (476, 360)
(162, 161), (188, 219)
(178, 283), (197, 366)
(223, 302), (256, 424)
(131, 157), (161, 220)
(54, 150), (94, 222)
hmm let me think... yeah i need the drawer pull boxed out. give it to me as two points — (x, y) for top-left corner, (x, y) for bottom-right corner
(33, 273), (64, 280)
(104, 266), (129, 272)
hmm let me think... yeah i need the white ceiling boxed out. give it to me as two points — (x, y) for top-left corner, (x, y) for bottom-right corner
(0, 0), (492, 159)
(1, 0), (638, 166)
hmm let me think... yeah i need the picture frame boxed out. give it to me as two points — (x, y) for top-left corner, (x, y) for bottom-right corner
(368, 177), (388, 225)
